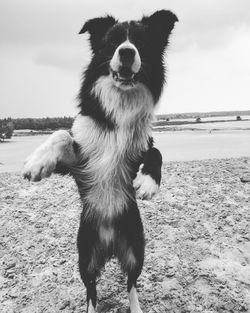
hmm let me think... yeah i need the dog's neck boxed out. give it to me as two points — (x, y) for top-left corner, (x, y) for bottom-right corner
(91, 75), (155, 128)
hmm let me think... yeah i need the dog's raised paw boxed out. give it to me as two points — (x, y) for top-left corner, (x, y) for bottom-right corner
(133, 166), (159, 200)
(22, 147), (56, 182)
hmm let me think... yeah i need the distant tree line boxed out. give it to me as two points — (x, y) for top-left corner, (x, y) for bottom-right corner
(0, 118), (15, 140)
(0, 116), (74, 131)
(157, 110), (250, 120)
(1, 110), (248, 139)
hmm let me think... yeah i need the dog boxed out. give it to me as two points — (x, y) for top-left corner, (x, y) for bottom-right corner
(23, 10), (177, 313)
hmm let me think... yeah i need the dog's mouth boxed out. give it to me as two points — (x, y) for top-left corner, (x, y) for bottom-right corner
(111, 68), (137, 86)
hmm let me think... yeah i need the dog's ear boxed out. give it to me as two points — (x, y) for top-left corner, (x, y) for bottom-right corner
(79, 15), (117, 53)
(142, 10), (178, 48)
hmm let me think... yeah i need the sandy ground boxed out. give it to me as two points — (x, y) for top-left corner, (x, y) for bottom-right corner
(1, 158), (250, 313)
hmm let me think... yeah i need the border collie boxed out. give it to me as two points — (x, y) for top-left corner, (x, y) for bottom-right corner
(23, 10), (177, 313)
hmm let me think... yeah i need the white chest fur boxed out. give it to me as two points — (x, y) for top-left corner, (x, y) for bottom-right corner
(72, 77), (154, 218)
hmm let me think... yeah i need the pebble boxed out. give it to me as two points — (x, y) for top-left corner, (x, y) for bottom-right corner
(59, 300), (70, 310)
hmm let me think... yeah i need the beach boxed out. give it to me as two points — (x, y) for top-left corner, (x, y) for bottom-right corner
(1, 120), (250, 312)
(1, 157), (250, 312)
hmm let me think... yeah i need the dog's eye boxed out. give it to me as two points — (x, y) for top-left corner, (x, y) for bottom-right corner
(109, 37), (122, 49)
(110, 41), (119, 48)
(129, 34), (146, 49)
(108, 30), (126, 49)
(132, 39), (145, 50)
(137, 40), (145, 47)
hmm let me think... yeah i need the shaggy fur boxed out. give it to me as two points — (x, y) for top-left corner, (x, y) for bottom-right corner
(23, 10), (177, 313)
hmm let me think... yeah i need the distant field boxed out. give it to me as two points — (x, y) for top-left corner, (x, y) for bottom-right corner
(167, 115), (250, 123)
(163, 120), (250, 131)
(10, 116), (250, 136)
(157, 110), (250, 120)
(154, 116), (250, 131)
(1, 127), (250, 172)
(154, 130), (250, 162)
(1, 116), (250, 173)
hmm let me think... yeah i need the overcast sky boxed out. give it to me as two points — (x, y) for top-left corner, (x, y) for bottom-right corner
(0, 0), (250, 118)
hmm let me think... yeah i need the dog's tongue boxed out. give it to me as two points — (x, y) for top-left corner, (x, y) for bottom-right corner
(118, 67), (134, 80)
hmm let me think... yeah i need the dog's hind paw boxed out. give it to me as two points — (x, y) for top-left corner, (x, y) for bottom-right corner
(133, 165), (159, 200)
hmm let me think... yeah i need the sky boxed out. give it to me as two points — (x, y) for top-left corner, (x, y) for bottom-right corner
(0, 0), (250, 118)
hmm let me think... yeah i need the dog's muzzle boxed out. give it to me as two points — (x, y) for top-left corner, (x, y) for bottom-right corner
(111, 67), (137, 86)
(110, 41), (141, 87)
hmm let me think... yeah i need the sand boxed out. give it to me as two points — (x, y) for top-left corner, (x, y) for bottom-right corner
(1, 157), (250, 312)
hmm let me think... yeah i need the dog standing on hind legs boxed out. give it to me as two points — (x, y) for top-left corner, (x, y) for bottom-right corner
(23, 10), (178, 313)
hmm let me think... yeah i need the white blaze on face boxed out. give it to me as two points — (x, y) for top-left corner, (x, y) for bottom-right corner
(110, 40), (141, 74)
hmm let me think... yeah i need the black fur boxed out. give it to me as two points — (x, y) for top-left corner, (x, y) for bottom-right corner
(141, 148), (163, 185)
(79, 93), (116, 130)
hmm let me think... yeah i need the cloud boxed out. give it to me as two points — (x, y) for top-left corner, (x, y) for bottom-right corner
(157, 25), (250, 114)
(0, 0), (250, 117)
(1, 0), (250, 50)
(165, 0), (250, 51)
(0, 0), (85, 45)
(0, 51), (79, 118)
(34, 44), (91, 71)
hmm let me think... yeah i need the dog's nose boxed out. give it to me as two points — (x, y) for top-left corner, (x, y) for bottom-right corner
(119, 48), (135, 59)
(119, 48), (135, 66)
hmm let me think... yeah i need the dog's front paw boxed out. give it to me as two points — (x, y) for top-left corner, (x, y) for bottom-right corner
(22, 147), (56, 182)
(133, 165), (159, 200)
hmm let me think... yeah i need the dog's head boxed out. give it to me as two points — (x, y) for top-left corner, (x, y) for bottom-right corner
(80, 10), (178, 101)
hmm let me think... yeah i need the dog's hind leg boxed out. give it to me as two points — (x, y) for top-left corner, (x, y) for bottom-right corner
(125, 238), (144, 313)
(117, 202), (145, 313)
(77, 212), (105, 313)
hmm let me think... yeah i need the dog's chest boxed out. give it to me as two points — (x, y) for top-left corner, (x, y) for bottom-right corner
(72, 80), (154, 217)
(72, 114), (150, 177)
(72, 114), (151, 217)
